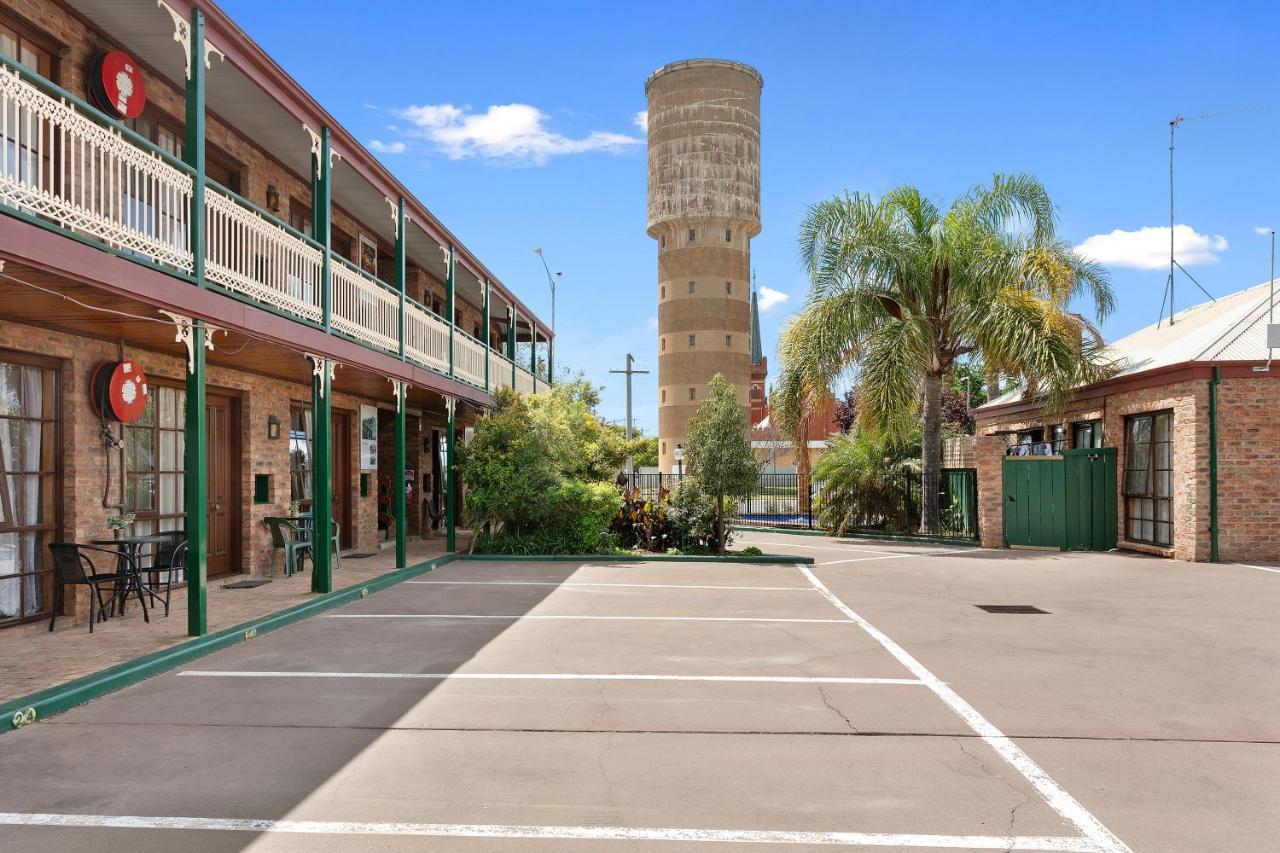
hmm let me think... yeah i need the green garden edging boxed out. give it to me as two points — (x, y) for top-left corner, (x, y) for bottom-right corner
(457, 553), (814, 565)
(0, 554), (456, 734)
(742, 525), (981, 548)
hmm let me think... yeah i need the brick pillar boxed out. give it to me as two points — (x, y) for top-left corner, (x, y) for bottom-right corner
(975, 434), (1007, 548)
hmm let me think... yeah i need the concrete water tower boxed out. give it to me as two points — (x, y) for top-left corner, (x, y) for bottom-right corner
(645, 58), (762, 474)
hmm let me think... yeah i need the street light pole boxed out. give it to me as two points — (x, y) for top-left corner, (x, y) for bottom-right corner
(533, 248), (562, 336)
(609, 353), (650, 486)
(674, 443), (685, 479)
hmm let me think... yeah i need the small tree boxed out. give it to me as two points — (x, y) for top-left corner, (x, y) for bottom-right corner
(684, 374), (759, 554)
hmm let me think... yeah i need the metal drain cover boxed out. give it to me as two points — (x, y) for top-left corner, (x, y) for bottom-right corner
(974, 604), (1050, 614)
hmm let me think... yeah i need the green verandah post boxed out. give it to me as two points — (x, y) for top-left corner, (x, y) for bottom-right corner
(395, 198), (406, 361)
(482, 279), (490, 390)
(393, 198), (408, 569)
(508, 307), (517, 388)
(446, 245), (456, 378)
(394, 379), (407, 569)
(183, 7), (208, 637)
(445, 397), (457, 552)
(308, 123), (334, 593)
(310, 357), (333, 593)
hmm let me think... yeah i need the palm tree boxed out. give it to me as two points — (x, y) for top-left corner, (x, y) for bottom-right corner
(782, 174), (1115, 534)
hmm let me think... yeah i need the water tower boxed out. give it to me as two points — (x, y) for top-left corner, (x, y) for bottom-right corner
(645, 59), (762, 473)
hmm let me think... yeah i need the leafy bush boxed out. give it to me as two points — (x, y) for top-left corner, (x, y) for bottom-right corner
(611, 485), (672, 552)
(666, 479), (735, 554)
(736, 545), (763, 556)
(473, 481), (621, 555)
(812, 431), (920, 536)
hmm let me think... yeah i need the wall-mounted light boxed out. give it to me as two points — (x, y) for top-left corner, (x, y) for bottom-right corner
(265, 184), (280, 213)
(267, 414), (281, 440)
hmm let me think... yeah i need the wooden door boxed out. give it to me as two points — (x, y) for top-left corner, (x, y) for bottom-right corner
(205, 393), (239, 575)
(1002, 457), (1066, 550)
(332, 411), (353, 550)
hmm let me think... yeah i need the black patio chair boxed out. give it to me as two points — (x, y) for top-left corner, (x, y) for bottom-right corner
(47, 543), (148, 633)
(425, 494), (444, 532)
(145, 531), (188, 617)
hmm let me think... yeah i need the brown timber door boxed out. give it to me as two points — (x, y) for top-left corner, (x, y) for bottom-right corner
(205, 393), (238, 575)
(332, 410), (353, 550)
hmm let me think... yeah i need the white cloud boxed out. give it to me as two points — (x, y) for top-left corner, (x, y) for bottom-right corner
(368, 139), (406, 155)
(633, 110), (648, 131)
(646, 315), (658, 330)
(757, 286), (789, 312)
(1255, 225), (1273, 236)
(397, 102), (641, 165)
(1074, 224), (1228, 270)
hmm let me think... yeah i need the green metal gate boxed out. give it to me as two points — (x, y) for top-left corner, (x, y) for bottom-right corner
(1002, 457), (1066, 548)
(940, 468), (978, 540)
(1063, 447), (1117, 551)
(1002, 449), (1117, 551)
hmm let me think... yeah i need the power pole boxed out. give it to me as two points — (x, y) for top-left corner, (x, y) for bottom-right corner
(609, 353), (649, 485)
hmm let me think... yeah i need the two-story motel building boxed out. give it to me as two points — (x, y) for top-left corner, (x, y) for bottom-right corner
(0, 0), (553, 634)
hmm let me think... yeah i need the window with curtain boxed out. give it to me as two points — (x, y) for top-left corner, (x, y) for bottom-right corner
(290, 405), (313, 506)
(1072, 420), (1103, 449)
(124, 386), (186, 568)
(0, 358), (58, 624)
(0, 21), (55, 208)
(1123, 411), (1173, 546)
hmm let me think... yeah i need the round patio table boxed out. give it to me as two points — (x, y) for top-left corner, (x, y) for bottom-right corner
(91, 534), (173, 618)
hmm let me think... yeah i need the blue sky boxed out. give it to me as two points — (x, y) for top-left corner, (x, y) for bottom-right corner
(224, 0), (1280, 433)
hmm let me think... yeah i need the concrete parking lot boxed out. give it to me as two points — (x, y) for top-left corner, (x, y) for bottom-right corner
(0, 536), (1276, 851)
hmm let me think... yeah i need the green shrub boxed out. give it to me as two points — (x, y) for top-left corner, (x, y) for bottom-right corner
(736, 545), (763, 556)
(472, 481), (621, 555)
(666, 479), (735, 555)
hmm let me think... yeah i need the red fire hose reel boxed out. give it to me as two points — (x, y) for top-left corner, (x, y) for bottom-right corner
(91, 360), (149, 423)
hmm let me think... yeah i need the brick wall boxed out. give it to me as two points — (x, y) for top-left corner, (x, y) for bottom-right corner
(0, 319), (383, 618)
(1216, 377), (1280, 562)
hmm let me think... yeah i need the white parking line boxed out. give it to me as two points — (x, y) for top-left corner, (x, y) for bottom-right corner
(819, 548), (977, 566)
(326, 614), (849, 624)
(1236, 564), (1280, 575)
(406, 580), (816, 591)
(797, 565), (1131, 853)
(736, 541), (888, 554)
(177, 671), (926, 686)
(0, 812), (1106, 849)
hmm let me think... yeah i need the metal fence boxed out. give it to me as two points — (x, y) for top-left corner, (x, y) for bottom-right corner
(631, 469), (977, 540)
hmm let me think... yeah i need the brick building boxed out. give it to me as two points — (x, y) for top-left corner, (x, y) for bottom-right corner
(974, 282), (1280, 563)
(0, 0), (552, 633)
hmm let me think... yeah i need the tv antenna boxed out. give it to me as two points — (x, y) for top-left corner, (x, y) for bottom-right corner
(1160, 106), (1266, 326)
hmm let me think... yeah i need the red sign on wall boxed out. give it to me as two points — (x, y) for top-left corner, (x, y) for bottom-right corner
(97, 50), (146, 119)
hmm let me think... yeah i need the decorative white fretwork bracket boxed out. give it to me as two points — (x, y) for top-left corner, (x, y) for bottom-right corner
(157, 0), (224, 81)
(303, 353), (337, 398)
(444, 396), (456, 420)
(385, 197), (399, 239)
(160, 310), (219, 374)
(389, 378), (406, 412)
(302, 124), (342, 178)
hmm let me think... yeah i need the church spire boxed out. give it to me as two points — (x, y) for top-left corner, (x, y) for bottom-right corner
(749, 270), (764, 366)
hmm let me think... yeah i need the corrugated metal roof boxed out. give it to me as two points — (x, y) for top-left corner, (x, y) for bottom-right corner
(979, 280), (1280, 409)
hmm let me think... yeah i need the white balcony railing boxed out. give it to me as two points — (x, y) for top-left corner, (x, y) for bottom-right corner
(514, 366), (536, 395)
(0, 60), (550, 397)
(0, 65), (194, 271)
(489, 350), (513, 391)
(330, 257), (399, 352)
(404, 300), (450, 374)
(205, 186), (323, 323)
(452, 331), (487, 387)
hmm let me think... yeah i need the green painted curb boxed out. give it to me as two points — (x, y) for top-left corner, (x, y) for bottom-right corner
(743, 526), (980, 548)
(457, 554), (814, 565)
(0, 555), (455, 734)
